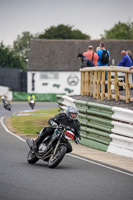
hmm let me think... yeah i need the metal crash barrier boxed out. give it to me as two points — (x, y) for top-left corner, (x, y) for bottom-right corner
(56, 95), (133, 158)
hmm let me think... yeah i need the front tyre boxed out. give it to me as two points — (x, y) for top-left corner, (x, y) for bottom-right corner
(27, 150), (39, 164)
(31, 104), (34, 109)
(48, 145), (67, 168)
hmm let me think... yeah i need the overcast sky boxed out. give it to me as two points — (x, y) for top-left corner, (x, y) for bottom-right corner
(1, 0), (133, 46)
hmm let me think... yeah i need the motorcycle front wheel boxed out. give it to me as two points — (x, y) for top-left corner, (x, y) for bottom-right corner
(27, 150), (39, 164)
(48, 145), (67, 168)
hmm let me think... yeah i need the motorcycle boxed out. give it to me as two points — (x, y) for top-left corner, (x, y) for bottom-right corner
(26, 125), (79, 168)
(29, 99), (35, 110)
(3, 100), (11, 111)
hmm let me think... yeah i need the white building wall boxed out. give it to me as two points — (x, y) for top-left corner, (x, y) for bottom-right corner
(27, 71), (80, 95)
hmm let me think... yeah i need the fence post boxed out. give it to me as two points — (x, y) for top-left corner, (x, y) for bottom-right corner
(85, 71), (89, 95)
(108, 71), (111, 100)
(97, 71), (101, 100)
(125, 72), (130, 103)
(93, 71), (97, 98)
(81, 71), (85, 95)
(115, 72), (119, 101)
(101, 71), (105, 100)
(90, 72), (93, 96)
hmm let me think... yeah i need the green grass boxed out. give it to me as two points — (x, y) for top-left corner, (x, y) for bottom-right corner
(10, 108), (59, 135)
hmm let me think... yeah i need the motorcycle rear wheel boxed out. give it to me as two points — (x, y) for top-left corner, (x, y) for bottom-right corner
(27, 150), (39, 164)
(48, 145), (67, 168)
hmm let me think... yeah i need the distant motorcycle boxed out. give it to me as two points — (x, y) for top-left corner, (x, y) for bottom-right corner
(3, 100), (11, 111)
(26, 125), (79, 168)
(29, 99), (35, 110)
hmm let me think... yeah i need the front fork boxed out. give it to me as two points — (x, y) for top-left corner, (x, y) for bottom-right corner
(53, 135), (62, 156)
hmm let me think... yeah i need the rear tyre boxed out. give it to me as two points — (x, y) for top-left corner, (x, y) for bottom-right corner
(27, 150), (39, 164)
(48, 145), (67, 168)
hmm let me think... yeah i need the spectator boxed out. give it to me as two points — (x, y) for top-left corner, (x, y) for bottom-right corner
(117, 50), (132, 67)
(96, 46), (100, 52)
(77, 53), (95, 68)
(83, 45), (99, 66)
(126, 50), (133, 65)
(97, 42), (110, 66)
(127, 52), (133, 89)
(97, 42), (110, 92)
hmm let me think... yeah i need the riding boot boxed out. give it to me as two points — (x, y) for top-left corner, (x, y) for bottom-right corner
(36, 135), (44, 145)
(32, 127), (53, 152)
(32, 136), (44, 152)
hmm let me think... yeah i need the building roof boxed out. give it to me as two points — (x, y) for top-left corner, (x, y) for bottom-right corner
(27, 39), (133, 71)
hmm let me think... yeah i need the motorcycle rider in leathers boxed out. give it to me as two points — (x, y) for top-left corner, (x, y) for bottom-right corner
(32, 106), (80, 153)
(1, 96), (11, 109)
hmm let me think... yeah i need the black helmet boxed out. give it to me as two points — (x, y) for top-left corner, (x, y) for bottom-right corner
(66, 106), (78, 120)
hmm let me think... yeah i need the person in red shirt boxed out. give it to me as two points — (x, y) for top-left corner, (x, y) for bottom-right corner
(83, 45), (99, 66)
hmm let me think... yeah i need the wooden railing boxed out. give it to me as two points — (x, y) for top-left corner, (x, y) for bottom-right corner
(80, 66), (133, 103)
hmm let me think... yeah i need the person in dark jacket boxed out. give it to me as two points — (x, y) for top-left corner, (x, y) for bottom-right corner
(32, 106), (80, 153)
(77, 53), (95, 68)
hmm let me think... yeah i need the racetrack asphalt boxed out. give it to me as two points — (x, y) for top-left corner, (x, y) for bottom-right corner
(71, 142), (133, 173)
(2, 116), (133, 174)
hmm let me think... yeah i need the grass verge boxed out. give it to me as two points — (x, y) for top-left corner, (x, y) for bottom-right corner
(9, 108), (58, 136)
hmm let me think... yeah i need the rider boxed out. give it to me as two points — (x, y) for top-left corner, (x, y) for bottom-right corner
(28, 94), (36, 102)
(1, 96), (6, 104)
(1, 95), (10, 108)
(32, 106), (81, 153)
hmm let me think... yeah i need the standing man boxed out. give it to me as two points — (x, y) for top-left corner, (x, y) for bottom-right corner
(97, 42), (110, 66)
(97, 42), (110, 92)
(83, 45), (99, 66)
(77, 53), (95, 68)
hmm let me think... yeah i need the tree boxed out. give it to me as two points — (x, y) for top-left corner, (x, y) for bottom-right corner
(101, 21), (133, 39)
(0, 42), (26, 70)
(38, 24), (90, 39)
(13, 31), (34, 61)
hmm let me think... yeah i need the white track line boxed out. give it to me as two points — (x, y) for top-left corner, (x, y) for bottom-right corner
(68, 154), (133, 177)
(0, 117), (25, 143)
(1, 116), (133, 177)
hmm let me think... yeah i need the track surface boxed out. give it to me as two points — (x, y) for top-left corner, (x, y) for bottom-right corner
(0, 102), (133, 200)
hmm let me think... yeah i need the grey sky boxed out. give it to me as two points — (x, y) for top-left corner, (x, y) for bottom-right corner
(0, 0), (133, 46)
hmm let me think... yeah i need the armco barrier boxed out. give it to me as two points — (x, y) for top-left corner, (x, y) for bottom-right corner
(56, 95), (133, 158)
(74, 100), (113, 152)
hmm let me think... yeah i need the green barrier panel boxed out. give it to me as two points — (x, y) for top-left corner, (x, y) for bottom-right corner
(13, 92), (57, 102)
(77, 108), (87, 114)
(86, 110), (112, 118)
(80, 137), (108, 152)
(80, 131), (87, 138)
(79, 120), (111, 133)
(74, 100), (88, 110)
(87, 102), (113, 118)
(86, 115), (112, 125)
(85, 133), (110, 145)
(81, 126), (111, 144)
(85, 127), (110, 138)
(78, 113), (113, 132)
(86, 122), (111, 132)
(75, 100), (113, 118)
(87, 102), (113, 112)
